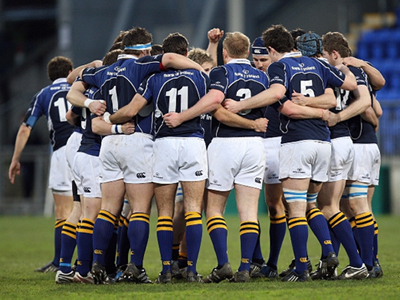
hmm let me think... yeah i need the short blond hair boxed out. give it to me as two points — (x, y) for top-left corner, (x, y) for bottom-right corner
(188, 47), (214, 66)
(222, 32), (250, 58)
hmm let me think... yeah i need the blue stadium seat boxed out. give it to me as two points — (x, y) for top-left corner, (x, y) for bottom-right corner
(357, 41), (369, 60)
(387, 30), (400, 58)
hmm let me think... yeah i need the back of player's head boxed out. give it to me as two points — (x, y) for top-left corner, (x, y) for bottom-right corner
(262, 24), (294, 53)
(103, 49), (123, 66)
(251, 36), (268, 56)
(108, 41), (123, 52)
(47, 56), (73, 81)
(113, 30), (129, 44)
(223, 32), (250, 58)
(322, 31), (352, 57)
(151, 44), (163, 55)
(290, 28), (306, 42)
(122, 26), (152, 55)
(188, 47), (214, 66)
(297, 32), (323, 57)
(162, 32), (189, 56)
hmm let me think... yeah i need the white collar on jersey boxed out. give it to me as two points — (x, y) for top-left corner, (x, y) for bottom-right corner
(53, 78), (68, 84)
(318, 57), (329, 63)
(282, 51), (302, 58)
(226, 58), (251, 65)
(117, 54), (138, 60)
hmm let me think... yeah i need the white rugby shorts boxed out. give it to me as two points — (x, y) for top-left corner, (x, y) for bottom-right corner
(263, 136), (281, 184)
(327, 136), (354, 182)
(65, 131), (82, 172)
(207, 137), (266, 191)
(279, 140), (331, 182)
(153, 137), (207, 184)
(72, 152), (102, 198)
(48, 145), (73, 191)
(99, 133), (154, 184)
(348, 143), (380, 185)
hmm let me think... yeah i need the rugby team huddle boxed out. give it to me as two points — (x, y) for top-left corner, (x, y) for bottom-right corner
(8, 23), (384, 284)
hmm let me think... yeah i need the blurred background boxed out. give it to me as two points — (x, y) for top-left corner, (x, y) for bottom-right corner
(1, 0), (399, 215)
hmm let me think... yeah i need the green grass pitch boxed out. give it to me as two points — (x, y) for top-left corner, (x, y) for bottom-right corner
(0, 214), (399, 299)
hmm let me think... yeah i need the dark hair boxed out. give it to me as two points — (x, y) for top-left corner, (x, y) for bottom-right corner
(322, 32), (352, 57)
(162, 32), (189, 55)
(47, 56), (73, 81)
(290, 28), (306, 41)
(262, 24), (294, 53)
(113, 30), (128, 44)
(122, 26), (152, 55)
(103, 49), (123, 66)
(108, 41), (123, 52)
(151, 44), (163, 55)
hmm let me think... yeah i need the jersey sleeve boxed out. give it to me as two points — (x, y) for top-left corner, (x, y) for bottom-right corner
(267, 62), (287, 88)
(136, 54), (164, 71)
(23, 90), (45, 128)
(137, 74), (155, 103)
(349, 66), (368, 86)
(81, 65), (108, 87)
(270, 95), (289, 111)
(209, 67), (228, 93)
(71, 105), (82, 116)
(317, 60), (346, 88)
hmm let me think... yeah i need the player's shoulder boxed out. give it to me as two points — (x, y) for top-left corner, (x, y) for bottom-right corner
(136, 54), (162, 65)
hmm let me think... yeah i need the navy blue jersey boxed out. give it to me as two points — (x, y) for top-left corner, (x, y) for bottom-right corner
(23, 78), (75, 151)
(82, 54), (163, 134)
(200, 113), (213, 147)
(268, 52), (346, 143)
(209, 59), (269, 138)
(76, 86), (102, 156)
(264, 106), (283, 138)
(330, 65), (368, 139)
(138, 69), (210, 139)
(349, 86), (378, 144)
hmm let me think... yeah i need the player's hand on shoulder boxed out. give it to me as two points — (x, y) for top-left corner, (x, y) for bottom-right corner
(222, 98), (241, 114)
(163, 112), (182, 128)
(122, 121), (135, 135)
(253, 118), (269, 133)
(89, 100), (107, 116)
(208, 28), (224, 44)
(343, 57), (365, 68)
